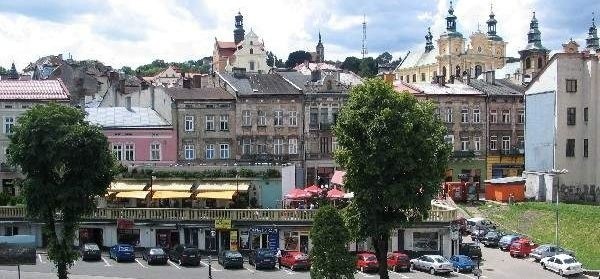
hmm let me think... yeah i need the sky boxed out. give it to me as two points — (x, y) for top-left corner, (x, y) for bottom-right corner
(0, 0), (599, 70)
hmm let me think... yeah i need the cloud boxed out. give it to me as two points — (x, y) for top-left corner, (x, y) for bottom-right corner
(326, 14), (364, 31)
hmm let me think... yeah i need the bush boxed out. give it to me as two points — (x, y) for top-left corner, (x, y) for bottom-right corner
(310, 206), (355, 279)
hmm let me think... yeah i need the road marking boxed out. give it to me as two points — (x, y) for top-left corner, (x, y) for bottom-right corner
(245, 266), (255, 273)
(199, 261), (221, 271)
(135, 259), (148, 268)
(357, 271), (374, 277)
(168, 260), (181, 269)
(101, 257), (111, 267)
(283, 268), (296, 275)
(457, 273), (487, 279)
(37, 254), (45, 264)
(389, 270), (410, 278)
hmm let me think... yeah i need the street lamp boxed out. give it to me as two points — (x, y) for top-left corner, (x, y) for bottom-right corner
(549, 169), (568, 249)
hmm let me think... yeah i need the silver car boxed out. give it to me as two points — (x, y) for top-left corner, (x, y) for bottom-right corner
(410, 255), (453, 275)
(531, 244), (574, 261)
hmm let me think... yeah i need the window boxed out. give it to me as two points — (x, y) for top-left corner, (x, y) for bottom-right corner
(3, 117), (14, 134)
(567, 107), (576, 125)
(473, 109), (480, 123)
(406, 75), (409, 83)
(258, 110), (267, 126)
(288, 138), (298, 154)
(332, 108), (339, 124)
(584, 139), (589, 158)
(444, 135), (454, 147)
(220, 144), (229, 159)
(412, 74), (416, 82)
(332, 137), (338, 151)
(274, 110), (283, 126)
(249, 48), (254, 54)
(4, 227), (18, 236)
(184, 144), (195, 160)
(220, 115), (229, 131)
(501, 110), (511, 123)
(461, 108), (469, 123)
(257, 143), (267, 154)
(584, 107), (589, 122)
(525, 58), (531, 69)
(242, 110), (251, 126)
(273, 139), (283, 155)
(289, 111), (297, 126)
(490, 136), (498, 150)
(460, 137), (469, 151)
(150, 143), (161, 161)
(124, 144), (135, 161)
(490, 110), (497, 123)
(249, 61), (255, 71)
(320, 137), (331, 154)
(184, 116), (194, 131)
(566, 79), (577, 93)
(445, 108), (453, 123)
(112, 144), (123, 161)
(205, 115), (215, 131)
(320, 108), (329, 124)
(421, 73), (426, 81)
(518, 109), (525, 124)
(205, 144), (215, 159)
(566, 139), (575, 157)
(502, 136), (511, 151)
(474, 137), (481, 151)
(242, 138), (252, 155)
(517, 136), (525, 149)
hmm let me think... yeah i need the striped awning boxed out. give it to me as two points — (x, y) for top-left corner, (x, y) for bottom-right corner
(115, 191), (150, 199)
(108, 181), (147, 192)
(150, 181), (194, 191)
(195, 182), (249, 192)
(195, 191), (236, 200)
(151, 191), (193, 199)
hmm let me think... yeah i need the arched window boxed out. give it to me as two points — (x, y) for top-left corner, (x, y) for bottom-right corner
(442, 66), (447, 77)
(537, 57), (543, 69)
(412, 74), (417, 82)
(406, 75), (410, 82)
(250, 41), (253, 45)
(525, 58), (531, 69)
(475, 65), (483, 77)
(250, 48), (254, 54)
(455, 66), (461, 77)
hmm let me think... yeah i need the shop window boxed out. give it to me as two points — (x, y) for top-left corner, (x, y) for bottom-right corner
(284, 231), (299, 250)
(4, 226), (18, 236)
(205, 230), (217, 251)
(412, 232), (439, 252)
(117, 229), (140, 246)
(184, 228), (199, 247)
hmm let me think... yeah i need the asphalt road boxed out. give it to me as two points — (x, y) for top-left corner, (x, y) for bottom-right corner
(0, 243), (593, 279)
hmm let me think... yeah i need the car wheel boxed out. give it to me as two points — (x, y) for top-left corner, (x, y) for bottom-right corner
(410, 263), (415, 271)
(430, 268), (436, 275)
(178, 259), (182, 265)
(290, 265), (295, 271)
(559, 269), (564, 277)
(541, 263), (546, 269)
(360, 266), (365, 272)
(393, 265), (397, 272)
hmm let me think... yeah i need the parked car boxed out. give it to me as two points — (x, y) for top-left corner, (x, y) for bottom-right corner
(449, 255), (476, 273)
(109, 244), (135, 262)
(386, 251), (409, 272)
(280, 251), (310, 271)
(541, 254), (584, 276)
(466, 217), (495, 233)
(410, 255), (453, 275)
(452, 217), (468, 235)
(80, 243), (101, 261)
(509, 238), (537, 258)
(142, 247), (167, 265)
(168, 245), (200, 266)
(356, 252), (379, 273)
(481, 231), (506, 247)
(218, 250), (244, 269)
(531, 244), (574, 261)
(470, 227), (490, 242)
(459, 243), (482, 260)
(498, 235), (522, 251)
(249, 248), (277, 269)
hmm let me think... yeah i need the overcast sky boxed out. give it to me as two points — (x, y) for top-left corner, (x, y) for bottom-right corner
(1, 0), (599, 70)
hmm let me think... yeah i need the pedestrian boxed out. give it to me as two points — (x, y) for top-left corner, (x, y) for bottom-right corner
(275, 248), (282, 268)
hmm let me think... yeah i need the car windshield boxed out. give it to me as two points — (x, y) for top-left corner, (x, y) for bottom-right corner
(226, 251), (241, 258)
(364, 255), (377, 261)
(84, 244), (99, 250)
(150, 248), (164, 255)
(434, 257), (447, 263)
(118, 246), (133, 252)
(184, 248), (198, 255)
(563, 258), (576, 264)
(258, 250), (275, 257)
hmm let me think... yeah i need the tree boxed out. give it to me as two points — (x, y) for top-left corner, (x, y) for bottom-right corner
(334, 79), (451, 279)
(341, 56), (361, 74)
(285, 50), (313, 68)
(310, 206), (355, 279)
(267, 51), (284, 68)
(358, 57), (377, 78)
(120, 66), (134, 75)
(0, 66), (7, 75)
(375, 51), (393, 65)
(8, 103), (115, 279)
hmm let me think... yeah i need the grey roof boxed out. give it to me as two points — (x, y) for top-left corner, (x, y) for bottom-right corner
(277, 71), (310, 88)
(166, 87), (235, 101)
(468, 79), (525, 96)
(397, 49), (437, 70)
(219, 72), (301, 95)
(85, 107), (171, 128)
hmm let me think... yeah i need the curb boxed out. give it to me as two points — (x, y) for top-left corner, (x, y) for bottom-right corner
(584, 270), (599, 277)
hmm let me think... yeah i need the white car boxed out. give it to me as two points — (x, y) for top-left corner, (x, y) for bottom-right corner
(540, 254), (583, 276)
(410, 255), (453, 275)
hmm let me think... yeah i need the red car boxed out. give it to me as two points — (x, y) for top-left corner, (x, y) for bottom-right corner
(356, 252), (379, 273)
(387, 251), (410, 272)
(510, 238), (537, 258)
(280, 251), (310, 271)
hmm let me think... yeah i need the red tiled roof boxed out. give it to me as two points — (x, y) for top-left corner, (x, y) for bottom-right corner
(217, 41), (236, 49)
(0, 79), (70, 100)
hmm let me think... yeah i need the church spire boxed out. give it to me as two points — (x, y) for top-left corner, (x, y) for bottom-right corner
(425, 27), (434, 52)
(442, 1), (462, 38)
(7, 63), (18, 80)
(486, 2), (502, 41)
(586, 13), (599, 50)
(234, 12), (245, 45)
(316, 31), (324, 63)
(525, 11), (547, 50)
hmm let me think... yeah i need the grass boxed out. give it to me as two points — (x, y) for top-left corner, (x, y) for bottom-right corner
(477, 202), (600, 270)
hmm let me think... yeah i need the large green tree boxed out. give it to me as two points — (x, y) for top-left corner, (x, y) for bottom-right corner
(358, 57), (377, 78)
(8, 103), (115, 279)
(335, 79), (451, 279)
(341, 56), (361, 74)
(285, 50), (313, 68)
(309, 206), (355, 279)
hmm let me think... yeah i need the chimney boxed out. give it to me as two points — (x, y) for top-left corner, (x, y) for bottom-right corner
(183, 78), (192, 89)
(310, 70), (321, 82)
(484, 71), (496, 85)
(193, 75), (202, 88)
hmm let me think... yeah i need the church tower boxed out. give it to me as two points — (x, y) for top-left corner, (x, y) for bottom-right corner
(436, 1), (465, 78)
(486, 4), (502, 41)
(7, 63), (18, 80)
(518, 12), (550, 81)
(425, 27), (434, 52)
(234, 12), (245, 45)
(316, 32), (324, 63)
(586, 14), (599, 51)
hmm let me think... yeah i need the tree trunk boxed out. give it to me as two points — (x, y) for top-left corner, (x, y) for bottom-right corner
(373, 232), (390, 279)
(57, 262), (68, 279)
(45, 212), (70, 279)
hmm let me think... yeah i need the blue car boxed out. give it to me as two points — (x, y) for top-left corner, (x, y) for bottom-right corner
(449, 255), (475, 273)
(109, 244), (135, 262)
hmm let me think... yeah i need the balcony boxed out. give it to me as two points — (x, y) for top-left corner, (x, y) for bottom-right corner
(319, 123), (333, 131)
(452, 151), (475, 158)
(0, 205), (456, 223)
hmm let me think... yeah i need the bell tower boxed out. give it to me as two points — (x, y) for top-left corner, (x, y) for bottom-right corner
(586, 14), (599, 51)
(316, 32), (324, 63)
(518, 12), (550, 82)
(234, 12), (245, 45)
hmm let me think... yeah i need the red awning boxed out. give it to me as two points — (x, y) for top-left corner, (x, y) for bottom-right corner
(331, 171), (346, 186)
(284, 188), (311, 199)
(327, 188), (345, 199)
(304, 185), (323, 195)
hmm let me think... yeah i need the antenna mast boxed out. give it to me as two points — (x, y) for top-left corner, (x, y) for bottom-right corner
(361, 14), (368, 58)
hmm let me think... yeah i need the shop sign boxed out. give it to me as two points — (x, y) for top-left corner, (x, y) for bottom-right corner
(230, 231), (238, 251)
(215, 219), (232, 230)
(117, 218), (134, 229)
(267, 234), (279, 251)
(249, 227), (278, 234)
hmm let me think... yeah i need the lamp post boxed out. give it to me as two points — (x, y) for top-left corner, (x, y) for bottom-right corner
(549, 169), (568, 249)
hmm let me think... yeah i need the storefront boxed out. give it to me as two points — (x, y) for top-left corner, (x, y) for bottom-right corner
(212, 219), (238, 252)
(116, 219), (139, 246)
(78, 228), (103, 247)
(283, 230), (310, 253)
(245, 227), (278, 251)
(155, 228), (179, 249)
(399, 227), (452, 258)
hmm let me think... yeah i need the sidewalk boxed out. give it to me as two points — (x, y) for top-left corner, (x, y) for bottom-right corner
(0, 270), (137, 279)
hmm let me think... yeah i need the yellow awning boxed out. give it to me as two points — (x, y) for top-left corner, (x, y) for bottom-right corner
(195, 183), (249, 192)
(150, 181), (194, 191)
(195, 191), (236, 200)
(115, 191), (150, 199)
(108, 181), (147, 192)
(151, 191), (193, 199)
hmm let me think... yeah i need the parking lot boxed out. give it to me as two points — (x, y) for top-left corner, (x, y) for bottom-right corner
(0, 241), (594, 279)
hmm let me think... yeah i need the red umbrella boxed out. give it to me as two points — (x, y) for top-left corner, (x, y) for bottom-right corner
(327, 188), (345, 199)
(285, 188), (311, 199)
(304, 185), (323, 195)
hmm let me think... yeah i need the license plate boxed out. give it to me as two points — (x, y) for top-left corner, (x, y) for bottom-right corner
(189, 255), (196, 258)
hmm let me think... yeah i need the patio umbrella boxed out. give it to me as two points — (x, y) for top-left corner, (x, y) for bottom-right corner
(284, 188), (311, 199)
(326, 188), (345, 199)
(304, 185), (323, 195)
